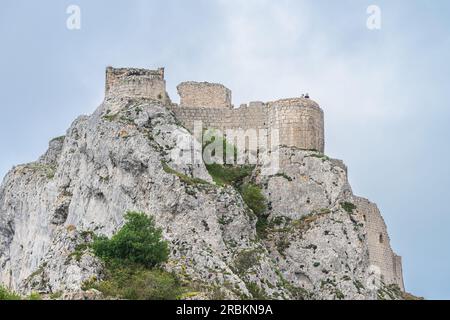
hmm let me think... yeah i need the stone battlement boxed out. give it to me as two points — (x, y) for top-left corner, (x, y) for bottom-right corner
(105, 66), (168, 102)
(104, 67), (325, 153)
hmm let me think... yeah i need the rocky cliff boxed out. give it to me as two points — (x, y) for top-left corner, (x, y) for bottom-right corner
(0, 90), (404, 300)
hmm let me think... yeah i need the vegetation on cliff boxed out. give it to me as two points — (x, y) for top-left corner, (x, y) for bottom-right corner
(85, 212), (185, 300)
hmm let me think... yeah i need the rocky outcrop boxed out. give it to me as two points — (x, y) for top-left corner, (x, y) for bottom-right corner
(0, 93), (403, 299)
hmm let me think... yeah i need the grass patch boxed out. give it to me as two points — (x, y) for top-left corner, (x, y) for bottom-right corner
(50, 135), (65, 143)
(377, 283), (404, 300)
(0, 286), (21, 300)
(162, 161), (209, 186)
(25, 163), (56, 179)
(274, 173), (293, 182)
(308, 153), (330, 161)
(246, 282), (268, 300)
(84, 265), (183, 300)
(103, 113), (119, 122)
(205, 163), (254, 187)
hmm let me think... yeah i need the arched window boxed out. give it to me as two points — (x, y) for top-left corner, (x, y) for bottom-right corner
(379, 233), (384, 243)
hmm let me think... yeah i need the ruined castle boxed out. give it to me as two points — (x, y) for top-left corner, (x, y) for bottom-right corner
(104, 66), (404, 291)
(106, 66), (325, 153)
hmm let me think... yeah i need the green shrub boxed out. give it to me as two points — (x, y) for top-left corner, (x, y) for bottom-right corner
(92, 211), (169, 268)
(86, 212), (187, 300)
(239, 183), (268, 238)
(233, 250), (260, 275)
(202, 132), (254, 187)
(341, 202), (357, 214)
(255, 215), (269, 239)
(0, 286), (21, 300)
(240, 183), (267, 216)
(246, 282), (268, 300)
(205, 164), (254, 187)
(87, 266), (183, 300)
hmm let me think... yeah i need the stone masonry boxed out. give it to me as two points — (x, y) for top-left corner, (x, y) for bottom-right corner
(105, 67), (170, 103)
(354, 197), (405, 291)
(102, 67), (404, 291)
(178, 82), (232, 109)
(107, 67), (325, 153)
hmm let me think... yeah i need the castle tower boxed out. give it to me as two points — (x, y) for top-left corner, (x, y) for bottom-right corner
(268, 98), (325, 153)
(105, 67), (168, 102)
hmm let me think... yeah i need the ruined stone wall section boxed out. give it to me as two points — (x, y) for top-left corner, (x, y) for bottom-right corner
(177, 82), (232, 109)
(170, 98), (325, 153)
(354, 197), (405, 291)
(169, 105), (268, 133)
(103, 68), (324, 152)
(105, 67), (168, 103)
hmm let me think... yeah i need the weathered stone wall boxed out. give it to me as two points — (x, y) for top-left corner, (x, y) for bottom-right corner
(170, 98), (325, 153)
(102, 68), (325, 152)
(105, 67), (168, 103)
(268, 99), (324, 152)
(177, 82), (232, 109)
(354, 197), (405, 291)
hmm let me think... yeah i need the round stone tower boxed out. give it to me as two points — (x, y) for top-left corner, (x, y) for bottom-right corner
(105, 67), (168, 103)
(268, 98), (325, 153)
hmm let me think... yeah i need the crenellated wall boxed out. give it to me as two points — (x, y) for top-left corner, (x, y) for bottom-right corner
(105, 67), (169, 103)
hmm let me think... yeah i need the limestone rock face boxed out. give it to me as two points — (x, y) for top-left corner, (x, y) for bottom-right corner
(0, 95), (403, 300)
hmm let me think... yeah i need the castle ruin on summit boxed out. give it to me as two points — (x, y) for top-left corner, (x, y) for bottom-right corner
(103, 66), (404, 291)
(105, 66), (325, 153)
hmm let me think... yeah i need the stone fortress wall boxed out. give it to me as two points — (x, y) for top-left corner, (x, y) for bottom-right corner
(104, 67), (403, 291)
(354, 197), (405, 291)
(105, 67), (325, 152)
(172, 82), (325, 153)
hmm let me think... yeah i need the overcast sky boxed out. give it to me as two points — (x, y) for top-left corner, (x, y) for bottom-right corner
(1, 0), (449, 299)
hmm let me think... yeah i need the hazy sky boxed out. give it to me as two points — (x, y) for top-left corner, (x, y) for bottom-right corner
(1, 0), (449, 299)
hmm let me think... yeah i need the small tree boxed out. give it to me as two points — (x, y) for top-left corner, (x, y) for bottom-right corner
(92, 212), (169, 268)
